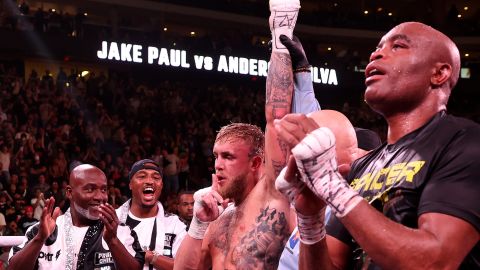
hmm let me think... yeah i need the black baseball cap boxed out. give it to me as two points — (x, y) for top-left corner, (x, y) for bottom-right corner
(128, 159), (163, 180)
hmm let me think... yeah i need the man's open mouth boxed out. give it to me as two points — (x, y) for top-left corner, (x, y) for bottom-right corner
(142, 186), (156, 200)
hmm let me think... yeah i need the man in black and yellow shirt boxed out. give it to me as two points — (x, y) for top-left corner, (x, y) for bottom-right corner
(273, 21), (479, 269)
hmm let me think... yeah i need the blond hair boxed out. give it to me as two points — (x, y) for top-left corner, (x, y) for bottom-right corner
(215, 123), (264, 159)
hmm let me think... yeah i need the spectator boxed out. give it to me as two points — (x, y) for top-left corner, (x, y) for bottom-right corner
(16, 206), (37, 234)
(0, 145), (11, 188)
(30, 188), (45, 220)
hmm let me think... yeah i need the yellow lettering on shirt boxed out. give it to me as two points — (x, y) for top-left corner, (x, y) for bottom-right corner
(352, 172), (373, 191)
(385, 163), (406, 186)
(397, 161), (425, 183)
(370, 168), (390, 191)
(352, 160), (426, 192)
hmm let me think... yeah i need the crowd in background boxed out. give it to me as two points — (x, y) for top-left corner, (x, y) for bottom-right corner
(0, 56), (478, 241)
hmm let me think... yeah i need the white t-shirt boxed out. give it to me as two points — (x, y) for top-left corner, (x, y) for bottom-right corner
(116, 201), (187, 270)
(31, 198), (45, 220)
(128, 213), (156, 250)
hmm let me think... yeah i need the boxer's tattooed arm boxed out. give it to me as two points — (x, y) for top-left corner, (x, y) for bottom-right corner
(266, 53), (293, 114)
(265, 52), (294, 178)
(231, 206), (289, 270)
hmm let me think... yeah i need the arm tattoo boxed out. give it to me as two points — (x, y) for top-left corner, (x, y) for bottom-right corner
(277, 137), (288, 160)
(231, 206), (289, 270)
(266, 53), (293, 113)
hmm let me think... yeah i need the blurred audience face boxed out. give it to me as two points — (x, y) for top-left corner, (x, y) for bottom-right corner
(177, 193), (194, 221)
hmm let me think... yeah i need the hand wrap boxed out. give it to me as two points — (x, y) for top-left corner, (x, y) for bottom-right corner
(187, 187), (225, 239)
(292, 128), (363, 217)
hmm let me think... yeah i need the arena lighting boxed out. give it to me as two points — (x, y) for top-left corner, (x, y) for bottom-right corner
(96, 41), (339, 85)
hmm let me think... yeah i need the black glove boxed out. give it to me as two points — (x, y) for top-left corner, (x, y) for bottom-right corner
(279, 35), (310, 70)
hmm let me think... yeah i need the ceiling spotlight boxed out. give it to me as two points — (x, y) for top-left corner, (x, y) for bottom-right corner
(327, 47), (332, 51)
(261, 40), (266, 45)
(190, 31), (196, 36)
(84, 12), (88, 16)
(465, 53), (469, 57)
(457, 14), (462, 18)
(364, 10), (369, 15)
(388, 12), (393, 16)
(464, 6), (469, 11)
(173, 42), (176, 46)
(163, 27), (168, 31)
(52, 9), (56, 12)
(377, 7), (383, 12)
(333, 3), (338, 7)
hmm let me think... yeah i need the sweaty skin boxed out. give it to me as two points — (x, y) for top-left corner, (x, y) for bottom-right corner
(174, 51), (296, 270)
(203, 51), (296, 270)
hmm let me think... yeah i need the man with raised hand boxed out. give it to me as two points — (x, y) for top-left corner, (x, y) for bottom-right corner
(275, 22), (480, 269)
(9, 164), (144, 270)
(174, 0), (301, 269)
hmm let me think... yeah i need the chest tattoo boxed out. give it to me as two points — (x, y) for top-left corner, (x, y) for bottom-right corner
(231, 206), (288, 270)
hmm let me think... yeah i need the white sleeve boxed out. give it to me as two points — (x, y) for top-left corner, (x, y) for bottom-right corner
(171, 217), (187, 258)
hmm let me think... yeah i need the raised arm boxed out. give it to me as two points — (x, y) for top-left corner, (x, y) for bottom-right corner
(279, 35), (320, 115)
(265, 51), (294, 179)
(9, 198), (60, 270)
(265, 0), (301, 181)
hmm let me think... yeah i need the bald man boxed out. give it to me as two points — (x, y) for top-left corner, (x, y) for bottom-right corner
(275, 22), (480, 269)
(9, 164), (144, 270)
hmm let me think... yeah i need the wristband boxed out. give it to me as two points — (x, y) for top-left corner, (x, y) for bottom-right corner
(293, 65), (312, 73)
(187, 215), (210, 240)
(150, 251), (159, 265)
(297, 208), (326, 245)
